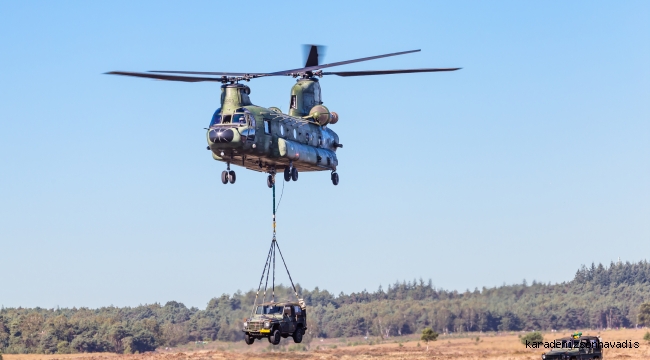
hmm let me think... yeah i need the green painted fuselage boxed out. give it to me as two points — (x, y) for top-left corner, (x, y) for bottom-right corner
(207, 80), (340, 173)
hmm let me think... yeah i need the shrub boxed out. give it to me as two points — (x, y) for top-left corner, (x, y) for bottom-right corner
(520, 331), (544, 345)
(643, 331), (650, 343)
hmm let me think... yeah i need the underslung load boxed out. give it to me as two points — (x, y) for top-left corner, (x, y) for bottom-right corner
(242, 184), (306, 346)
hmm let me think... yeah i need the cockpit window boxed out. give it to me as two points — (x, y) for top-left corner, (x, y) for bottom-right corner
(232, 114), (246, 125)
(210, 108), (222, 126)
(255, 305), (283, 315)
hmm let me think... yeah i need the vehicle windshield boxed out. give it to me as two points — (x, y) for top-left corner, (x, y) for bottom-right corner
(255, 305), (283, 315)
(559, 340), (580, 348)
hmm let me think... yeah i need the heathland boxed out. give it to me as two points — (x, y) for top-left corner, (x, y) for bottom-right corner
(2, 261), (650, 354)
(3, 328), (650, 360)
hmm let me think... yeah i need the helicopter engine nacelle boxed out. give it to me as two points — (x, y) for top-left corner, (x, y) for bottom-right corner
(330, 111), (339, 125)
(309, 105), (333, 126)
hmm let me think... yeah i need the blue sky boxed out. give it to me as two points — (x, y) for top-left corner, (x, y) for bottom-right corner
(1, 1), (648, 309)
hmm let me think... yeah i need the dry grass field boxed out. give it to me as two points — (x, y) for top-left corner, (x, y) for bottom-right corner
(4, 328), (649, 360)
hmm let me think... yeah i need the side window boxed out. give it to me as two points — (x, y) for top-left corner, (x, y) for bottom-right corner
(264, 119), (271, 135)
(290, 95), (297, 109)
(209, 108), (222, 127)
(247, 114), (256, 128)
(294, 306), (302, 315)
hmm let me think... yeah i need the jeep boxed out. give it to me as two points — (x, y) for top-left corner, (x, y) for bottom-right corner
(542, 335), (603, 360)
(243, 301), (307, 345)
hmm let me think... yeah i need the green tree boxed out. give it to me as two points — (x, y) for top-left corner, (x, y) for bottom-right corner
(638, 302), (650, 326)
(420, 327), (438, 350)
(643, 331), (650, 343)
(520, 331), (544, 345)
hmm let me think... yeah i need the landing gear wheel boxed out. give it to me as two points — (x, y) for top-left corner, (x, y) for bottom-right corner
(284, 167), (291, 182)
(267, 174), (274, 188)
(270, 329), (281, 345)
(331, 172), (339, 186)
(291, 167), (299, 181)
(221, 171), (228, 184)
(244, 333), (254, 345)
(228, 170), (236, 184)
(292, 328), (303, 343)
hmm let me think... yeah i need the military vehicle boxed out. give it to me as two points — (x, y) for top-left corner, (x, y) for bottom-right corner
(541, 335), (603, 360)
(107, 46), (460, 187)
(243, 301), (307, 345)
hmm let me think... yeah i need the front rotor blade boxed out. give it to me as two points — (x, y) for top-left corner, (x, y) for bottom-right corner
(322, 68), (461, 77)
(106, 71), (228, 82)
(148, 70), (268, 76)
(267, 49), (421, 76)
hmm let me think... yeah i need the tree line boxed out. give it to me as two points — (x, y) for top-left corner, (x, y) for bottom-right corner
(2, 260), (650, 354)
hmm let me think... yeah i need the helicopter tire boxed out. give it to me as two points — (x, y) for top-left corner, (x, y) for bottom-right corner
(291, 167), (299, 181)
(221, 171), (228, 184)
(267, 174), (274, 188)
(284, 167), (291, 182)
(228, 170), (236, 184)
(331, 172), (339, 186)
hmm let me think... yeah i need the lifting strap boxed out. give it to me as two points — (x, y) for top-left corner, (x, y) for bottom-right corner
(250, 182), (299, 317)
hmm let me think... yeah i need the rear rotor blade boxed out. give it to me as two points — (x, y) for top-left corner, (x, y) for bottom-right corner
(106, 71), (228, 82)
(267, 49), (422, 76)
(322, 68), (461, 77)
(144, 49), (422, 78)
(303, 44), (326, 67)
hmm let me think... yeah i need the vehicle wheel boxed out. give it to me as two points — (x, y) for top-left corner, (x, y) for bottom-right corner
(267, 174), (274, 188)
(331, 172), (339, 186)
(228, 170), (236, 184)
(270, 329), (281, 345)
(292, 328), (303, 343)
(284, 167), (291, 182)
(221, 171), (228, 184)
(244, 333), (254, 345)
(291, 166), (299, 181)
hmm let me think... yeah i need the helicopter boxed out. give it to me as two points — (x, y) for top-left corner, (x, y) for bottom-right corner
(107, 46), (460, 187)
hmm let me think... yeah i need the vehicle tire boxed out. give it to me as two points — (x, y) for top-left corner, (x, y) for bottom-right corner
(244, 333), (254, 345)
(331, 172), (339, 186)
(292, 328), (303, 343)
(267, 174), (274, 188)
(270, 329), (281, 345)
(221, 171), (228, 184)
(284, 167), (291, 182)
(291, 167), (298, 181)
(228, 170), (236, 184)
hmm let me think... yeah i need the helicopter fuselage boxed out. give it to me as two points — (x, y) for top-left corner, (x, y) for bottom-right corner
(207, 82), (340, 175)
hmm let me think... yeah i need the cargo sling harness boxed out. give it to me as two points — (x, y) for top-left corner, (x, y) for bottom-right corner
(250, 181), (301, 316)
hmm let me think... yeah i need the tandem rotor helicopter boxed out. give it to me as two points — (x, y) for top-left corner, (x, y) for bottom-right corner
(107, 46), (460, 187)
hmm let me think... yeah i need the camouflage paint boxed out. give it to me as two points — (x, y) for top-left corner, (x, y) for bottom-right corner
(207, 81), (339, 174)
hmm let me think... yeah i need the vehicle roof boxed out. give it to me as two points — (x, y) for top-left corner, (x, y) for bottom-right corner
(556, 336), (599, 341)
(257, 301), (301, 306)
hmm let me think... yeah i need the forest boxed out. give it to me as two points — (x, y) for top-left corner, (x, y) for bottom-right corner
(2, 260), (650, 354)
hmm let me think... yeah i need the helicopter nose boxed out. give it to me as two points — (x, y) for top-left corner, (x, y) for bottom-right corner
(209, 128), (234, 143)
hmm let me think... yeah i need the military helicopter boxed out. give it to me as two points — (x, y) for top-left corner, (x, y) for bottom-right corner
(107, 46), (459, 187)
